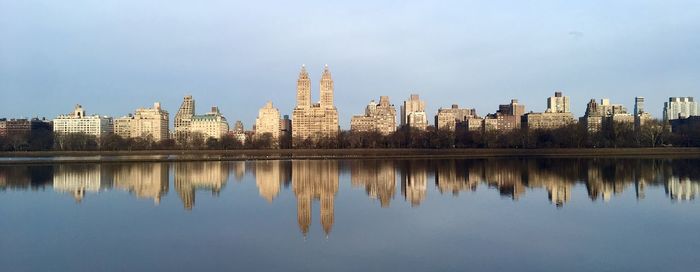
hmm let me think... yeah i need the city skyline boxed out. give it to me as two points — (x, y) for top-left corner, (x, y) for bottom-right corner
(2, 1), (700, 128)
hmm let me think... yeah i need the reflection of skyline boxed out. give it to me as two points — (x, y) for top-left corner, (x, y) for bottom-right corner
(1, 158), (700, 211)
(350, 160), (396, 207)
(173, 162), (229, 211)
(293, 160), (338, 237)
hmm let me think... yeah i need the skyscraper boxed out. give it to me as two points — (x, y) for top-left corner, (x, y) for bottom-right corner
(291, 65), (339, 145)
(664, 97), (697, 121)
(255, 101), (281, 143)
(546, 91), (570, 113)
(350, 96), (397, 135)
(634, 97), (645, 116)
(400, 94), (428, 130)
(174, 95), (195, 142)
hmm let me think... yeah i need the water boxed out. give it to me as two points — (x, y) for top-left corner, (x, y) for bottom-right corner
(1, 158), (698, 271)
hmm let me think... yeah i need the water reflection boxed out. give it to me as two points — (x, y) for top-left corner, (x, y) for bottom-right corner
(1, 158), (700, 232)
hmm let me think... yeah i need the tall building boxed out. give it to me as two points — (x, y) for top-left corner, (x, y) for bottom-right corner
(634, 97), (653, 129)
(0, 118), (30, 137)
(255, 101), (281, 142)
(190, 106), (229, 140)
(230, 120), (246, 144)
(522, 92), (575, 130)
(291, 65), (340, 145)
(546, 91), (570, 113)
(664, 97), (697, 121)
(483, 99), (526, 132)
(434, 104), (478, 131)
(580, 98), (633, 132)
(113, 102), (169, 141)
(53, 105), (113, 137)
(634, 97), (645, 116)
(174, 95), (195, 141)
(350, 96), (397, 135)
(400, 94), (428, 130)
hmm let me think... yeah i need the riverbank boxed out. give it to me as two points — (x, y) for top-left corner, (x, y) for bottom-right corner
(1, 148), (700, 164)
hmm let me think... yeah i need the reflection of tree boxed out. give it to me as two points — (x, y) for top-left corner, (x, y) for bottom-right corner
(400, 160), (428, 207)
(173, 162), (229, 211)
(292, 160), (338, 237)
(112, 163), (169, 204)
(350, 160), (396, 207)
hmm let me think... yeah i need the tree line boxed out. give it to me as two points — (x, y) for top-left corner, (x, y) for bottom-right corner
(0, 119), (698, 151)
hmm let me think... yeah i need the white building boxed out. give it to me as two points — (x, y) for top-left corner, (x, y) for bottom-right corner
(53, 105), (113, 137)
(664, 97), (697, 121)
(190, 106), (229, 140)
(255, 101), (281, 141)
(114, 102), (169, 141)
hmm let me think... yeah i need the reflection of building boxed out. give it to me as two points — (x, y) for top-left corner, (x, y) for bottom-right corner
(350, 96), (397, 135)
(113, 102), (169, 141)
(484, 160), (525, 200)
(291, 65), (340, 145)
(292, 160), (339, 237)
(666, 177), (699, 201)
(174, 162), (230, 210)
(255, 161), (285, 202)
(53, 164), (107, 202)
(435, 160), (479, 195)
(112, 163), (169, 204)
(400, 161), (428, 207)
(350, 160), (396, 207)
(53, 105), (113, 137)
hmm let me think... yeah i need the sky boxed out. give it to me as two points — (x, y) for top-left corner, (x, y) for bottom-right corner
(1, 0), (699, 129)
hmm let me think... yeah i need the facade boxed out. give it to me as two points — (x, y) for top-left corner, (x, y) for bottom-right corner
(634, 97), (653, 129)
(0, 119), (30, 137)
(174, 95), (195, 141)
(580, 98), (634, 132)
(255, 101), (281, 142)
(291, 65), (340, 144)
(350, 96), (397, 135)
(434, 104), (477, 131)
(546, 91), (570, 113)
(190, 107), (229, 140)
(53, 105), (113, 137)
(231, 120), (247, 144)
(400, 94), (428, 130)
(664, 97), (697, 121)
(483, 99), (526, 132)
(113, 102), (169, 141)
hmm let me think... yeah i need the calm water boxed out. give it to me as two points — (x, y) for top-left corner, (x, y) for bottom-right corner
(1, 158), (699, 272)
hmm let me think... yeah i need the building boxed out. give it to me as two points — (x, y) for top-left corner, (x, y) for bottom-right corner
(113, 102), (169, 141)
(634, 97), (653, 129)
(483, 99), (526, 132)
(400, 94), (428, 130)
(0, 118), (30, 137)
(255, 101), (281, 143)
(522, 92), (575, 130)
(230, 120), (247, 144)
(53, 105), (113, 137)
(434, 104), (478, 131)
(291, 65), (340, 144)
(190, 107), (229, 140)
(664, 97), (697, 121)
(174, 95), (195, 142)
(546, 91), (570, 113)
(580, 98), (634, 132)
(350, 96), (397, 135)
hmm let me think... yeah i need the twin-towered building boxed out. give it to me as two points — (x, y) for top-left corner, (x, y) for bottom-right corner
(291, 65), (340, 145)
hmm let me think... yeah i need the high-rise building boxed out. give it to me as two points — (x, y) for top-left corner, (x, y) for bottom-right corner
(634, 97), (645, 116)
(546, 91), (570, 113)
(580, 98), (633, 132)
(634, 97), (653, 129)
(0, 118), (30, 137)
(255, 101), (281, 142)
(664, 97), (697, 121)
(190, 106), (229, 140)
(483, 99), (526, 132)
(291, 65), (339, 145)
(434, 104), (478, 131)
(350, 96), (397, 135)
(53, 105), (113, 137)
(400, 94), (428, 130)
(523, 92), (575, 130)
(230, 120), (247, 144)
(174, 95), (195, 142)
(113, 102), (169, 141)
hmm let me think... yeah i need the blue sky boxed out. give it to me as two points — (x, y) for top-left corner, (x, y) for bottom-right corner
(1, 0), (699, 128)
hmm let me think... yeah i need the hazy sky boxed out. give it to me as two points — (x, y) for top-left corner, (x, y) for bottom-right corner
(1, 0), (699, 128)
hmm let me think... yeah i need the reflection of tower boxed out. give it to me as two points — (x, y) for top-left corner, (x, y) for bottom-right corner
(400, 160), (428, 207)
(255, 160), (284, 202)
(112, 163), (169, 204)
(350, 160), (396, 207)
(53, 164), (106, 202)
(174, 162), (230, 210)
(292, 160), (339, 237)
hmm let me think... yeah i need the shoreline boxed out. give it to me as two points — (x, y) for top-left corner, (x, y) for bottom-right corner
(1, 148), (700, 165)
